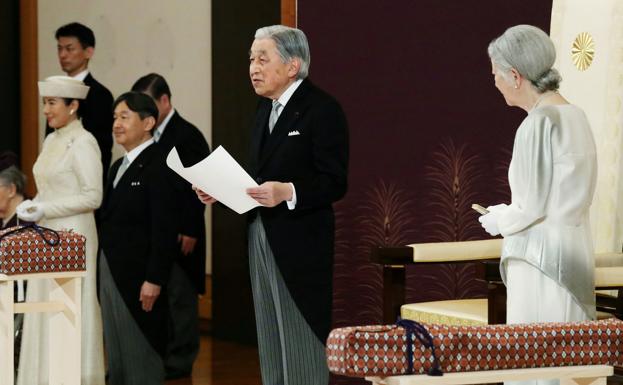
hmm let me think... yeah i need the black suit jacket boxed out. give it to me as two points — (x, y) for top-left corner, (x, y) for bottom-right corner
(156, 111), (211, 293)
(98, 143), (178, 356)
(46, 73), (114, 185)
(250, 79), (349, 342)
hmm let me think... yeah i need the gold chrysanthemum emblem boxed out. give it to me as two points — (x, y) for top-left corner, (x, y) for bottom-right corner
(571, 32), (595, 71)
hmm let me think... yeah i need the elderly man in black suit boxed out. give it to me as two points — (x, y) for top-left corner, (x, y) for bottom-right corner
(196, 25), (349, 385)
(50, 22), (114, 185)
(99, 92), (177, 385)
(131, 73), (211, 379)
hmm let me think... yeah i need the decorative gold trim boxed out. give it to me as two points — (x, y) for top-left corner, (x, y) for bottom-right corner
(571, 32), (595, 71)
(401, 308), (487, 326)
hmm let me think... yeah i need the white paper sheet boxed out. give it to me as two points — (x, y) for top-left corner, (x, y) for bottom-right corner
(166, 146), (261, 214)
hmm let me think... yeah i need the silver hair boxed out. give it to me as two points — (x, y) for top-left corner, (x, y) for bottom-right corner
(255, 25), (310, 80)
(0, 166), (26, 196)
(488, 24), (561, 93)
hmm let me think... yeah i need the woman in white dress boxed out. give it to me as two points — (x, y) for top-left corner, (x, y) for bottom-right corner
(479, 25), (597, 385)
(16, 76), (105, 385)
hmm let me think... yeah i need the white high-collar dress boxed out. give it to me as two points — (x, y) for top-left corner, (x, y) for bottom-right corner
(17, 119), (105, 385)
(499, 104), (597, 321)
(498, 104), (597, 385)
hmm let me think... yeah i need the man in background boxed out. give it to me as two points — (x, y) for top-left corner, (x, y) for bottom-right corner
(132, 73), (210, 379)
(51, 22), (114, 184)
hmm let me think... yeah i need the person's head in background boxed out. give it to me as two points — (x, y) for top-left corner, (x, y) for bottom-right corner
(249, 25), (310, 100)
(0, 151), (18, 172)
(112, 92), (159, 152)
(38, 76), (90, 129)
(488, 24), (561, 111)
(131, 73), (173, 127)
(0, 166), (27, 225)
(56, 22), (96, 77)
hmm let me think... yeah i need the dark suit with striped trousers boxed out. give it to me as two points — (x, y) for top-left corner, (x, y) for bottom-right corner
(153, 111), (211, 378)
(249, 79), (349, 385)
(98, 143), (178, 384)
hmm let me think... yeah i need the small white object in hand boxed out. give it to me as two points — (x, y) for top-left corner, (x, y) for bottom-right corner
(16, 200), (45, 222)
(478, 211), (500, 236)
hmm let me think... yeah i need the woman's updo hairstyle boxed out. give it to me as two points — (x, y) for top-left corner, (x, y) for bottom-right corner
(488, 24), (561, 93)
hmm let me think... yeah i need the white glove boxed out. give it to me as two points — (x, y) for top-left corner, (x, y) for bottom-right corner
(478, 211), (500, 236)
(15, 200), (32, 218)
(486, 203), (508, 213)
(16, 200), (45, 222)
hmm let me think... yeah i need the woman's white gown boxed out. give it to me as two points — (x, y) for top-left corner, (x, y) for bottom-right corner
(17, 119), (105, 385)
(498, 105), (597, 385)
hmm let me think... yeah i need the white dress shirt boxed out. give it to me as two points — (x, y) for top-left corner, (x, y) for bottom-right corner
(153, 108), (175, 142)
(274, 79), (303, 210)
(125, 138), (155, 166)
(72, 69), (89, 81)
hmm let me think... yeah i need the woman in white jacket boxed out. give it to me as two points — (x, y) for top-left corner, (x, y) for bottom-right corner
(480, 25), (597, 385)
(16, 76), (105, 385)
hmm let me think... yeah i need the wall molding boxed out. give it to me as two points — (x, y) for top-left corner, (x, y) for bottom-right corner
(281, 0), (296, 26)
(19, 0), (38, 198)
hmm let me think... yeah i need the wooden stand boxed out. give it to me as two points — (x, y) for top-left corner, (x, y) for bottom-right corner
(0, 271), (84, 385)
(370, 240), (503, 324)
(372, 243), (623, 379)
(366, 365), (614, 385)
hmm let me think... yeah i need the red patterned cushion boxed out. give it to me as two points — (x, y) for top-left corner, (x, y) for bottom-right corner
(0, 226), (86, 275)
(326, 319), (623, 377)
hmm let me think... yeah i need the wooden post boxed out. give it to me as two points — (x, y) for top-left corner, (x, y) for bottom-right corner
(19, 0), (39, 198)
(483, 261), (506, 324)
(371, 247), (413, 323)
(48, 277), (81, 385)
(0, 281), (14, 385)
(281, 0), (296, 27)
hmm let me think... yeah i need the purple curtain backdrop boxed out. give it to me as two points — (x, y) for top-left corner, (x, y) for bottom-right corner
(297, 2), (552, 384)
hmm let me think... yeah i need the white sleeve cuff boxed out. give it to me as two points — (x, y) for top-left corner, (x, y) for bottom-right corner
(286, 183), (297, 210)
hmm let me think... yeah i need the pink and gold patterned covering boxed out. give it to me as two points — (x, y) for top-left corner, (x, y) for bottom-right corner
(326, 319), (623, 377)
(0, 226), (86, 275)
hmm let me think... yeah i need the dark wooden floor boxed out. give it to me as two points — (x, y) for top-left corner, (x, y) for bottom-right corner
(165, 276), (263, 384)
(165, 336), (262, 385)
